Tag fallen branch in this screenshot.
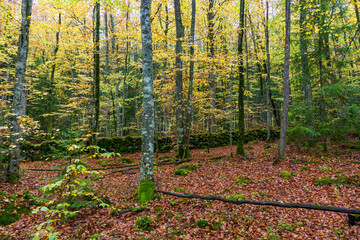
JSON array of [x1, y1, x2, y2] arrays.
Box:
[[157, 190, 360, 215], [112, 207, 146, 215]]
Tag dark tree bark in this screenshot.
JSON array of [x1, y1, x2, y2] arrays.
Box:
[[354, 0, 360, 44], [265, 0, 271, 141], [207, 0, 216, 133], [278, 0, 291, 161], [236, 0, 246, 156], [299, 0, 311, 103], [137, 0, 155, 204], [91, 2, 100, 147], [104, 10, 111, 137], [7, 0, 33, 183], [184, 0, 196, 158], [174, 0, 189, 158]]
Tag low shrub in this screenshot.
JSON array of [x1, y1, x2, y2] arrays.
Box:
[[134, 216, 156, 231]]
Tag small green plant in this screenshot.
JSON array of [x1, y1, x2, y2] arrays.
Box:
[[196, 219, 209, 228], [174, 187, 185, 192], [315, 175, 360, 187], [226, 194, 245, 200], [116, 157, 132, 163], [170, 228, 185, 236], [134, 216, 156, 231], [300, 166, 308, 171], [236, 176, 252, 185], [263, 227, 281, 240], [319, 165, 332, 172], [173, 163, 198, 176], [89, 233, 101, 239], [280, 170, 295, 180], [173, 169, 188, 176], [218, 173, 226, 177], [246, 145, 254, 149], [278, 221, 294, 231]]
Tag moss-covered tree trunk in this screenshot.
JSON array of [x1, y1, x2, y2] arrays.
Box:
[[7, 0, 33, 183], [236, 0, 246, 156], [138, 0, 155, 204]]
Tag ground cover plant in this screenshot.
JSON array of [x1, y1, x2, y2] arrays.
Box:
[[1, 140, 360, 239]]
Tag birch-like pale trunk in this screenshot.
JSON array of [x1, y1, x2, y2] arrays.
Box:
[[138, 0, 155, 204], [7, 0, 33, 182], [278, 0, 291, 161]]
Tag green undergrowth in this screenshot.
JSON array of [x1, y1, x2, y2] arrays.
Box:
[[173, 163, 199, 176], [315, 175, 360, 187], [0, 190, 43, 226]]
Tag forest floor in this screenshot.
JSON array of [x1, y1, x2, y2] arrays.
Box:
[[1, 139, 360, 239]]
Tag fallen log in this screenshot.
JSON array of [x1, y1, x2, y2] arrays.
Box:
[[157, 190, 360, 215]]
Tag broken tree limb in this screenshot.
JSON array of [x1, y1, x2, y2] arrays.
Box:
[[157, 190, 360, 215]]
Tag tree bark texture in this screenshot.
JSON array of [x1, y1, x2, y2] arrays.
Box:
[[174, 0, 188, 158], [91, 2, 100, 146], [236, 0, 246, 156], [278, 0, 291, 160], [265, 0, 271, 141], [7, 0, 33, 182], [139, 0, 155, 182]]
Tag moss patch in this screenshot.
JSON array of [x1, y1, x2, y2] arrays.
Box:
[[136, 178, 155, 204]]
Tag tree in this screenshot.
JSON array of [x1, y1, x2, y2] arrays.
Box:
[[137, 0, 155, 204], [236, 0, 246, 156], [90, 1, 100, 147], [184, 0, 196, 158], [174, 0, 189, 159], [278, 0, 291, 161], [265, 0, 271, 141], [7, 0, 33, 183]]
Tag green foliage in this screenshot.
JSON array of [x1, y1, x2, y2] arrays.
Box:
[[278, 221, 295, 231], [319, 165, 332, 172], [173, 163, 198, 176], [173, 187, 185, 192], [236, 177, 252, 185], [300, 166, 308, 171], [226, 194, 245, 200], [263, 227, 281, 240], [134, 216, 156, 231], [315, 175, 360, 187], [280, 171, 295, 180], [196, 219, 209, 228]]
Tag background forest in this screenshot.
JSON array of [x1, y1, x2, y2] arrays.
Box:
[[1, 0, 359, 145], [1, 0, 360, 239]]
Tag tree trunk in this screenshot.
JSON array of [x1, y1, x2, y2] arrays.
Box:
[[7, 0, 33, 183], [265, 0, 271, 141], [91, 2, 100, 147], [208, 0, 216, 133], [236, 0, 246, 156], [354, 0, 360, 44], [104, 10, 111, 137], [184, 0, 196, 158], [245, 15, 250, 131], [299, 0, 311, 103], [278, 0, 291, 161], [174, 0, 188, 158], [137, 0, 155, 204]]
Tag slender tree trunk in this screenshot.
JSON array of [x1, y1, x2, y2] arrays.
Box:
[[354, 0, 360, 44], [299, 0, 311, 103], [278, 0, 291, 161], [184, 0, 196, 157], [91, 2, 100, 146], [104, 10, 111, 137], [245, 16, 250, 131], [137, 0, 155, 204], [265, 0, 271, 141], [7, 0, 33, 183], [162, 5, 169, 136], [208, 0, 216, 133], [122, 2, 131, 137], [174, 0, 188, 158], [236, 0, 246, 156]]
